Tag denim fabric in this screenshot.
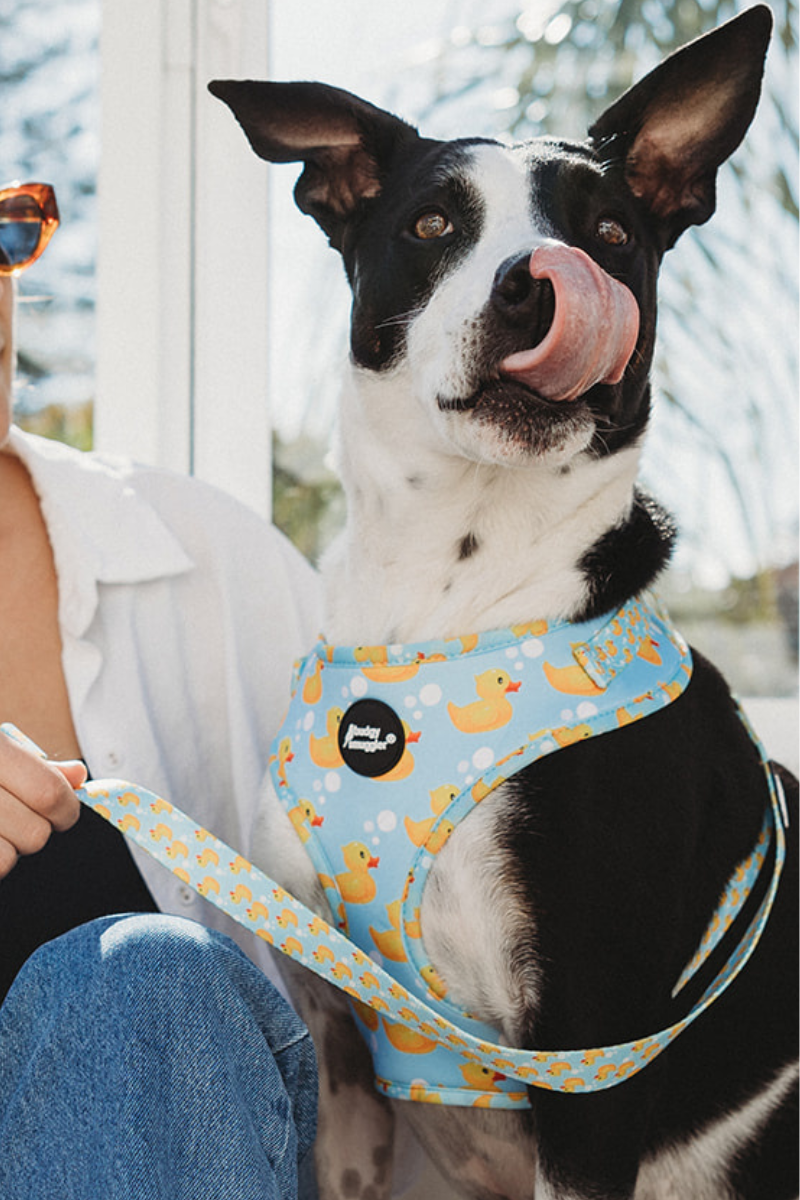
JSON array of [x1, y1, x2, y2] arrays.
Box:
[[0, 914, 318, 1199]]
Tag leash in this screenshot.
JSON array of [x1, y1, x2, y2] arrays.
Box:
[[1, 718, 786, 1097]]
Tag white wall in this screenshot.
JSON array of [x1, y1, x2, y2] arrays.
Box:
[[96, 0, 272, 516]]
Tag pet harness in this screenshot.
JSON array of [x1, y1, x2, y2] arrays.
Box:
[[265, 592, 781, 1107], [3, 594, 785, 1109]]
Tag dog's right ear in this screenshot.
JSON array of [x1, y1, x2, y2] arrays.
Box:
[[208, 81, 418, 250]]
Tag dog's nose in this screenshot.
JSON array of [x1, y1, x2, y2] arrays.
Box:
[[491, 252, 555, 333]]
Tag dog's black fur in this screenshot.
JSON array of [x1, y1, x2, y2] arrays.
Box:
[[211, 9, 798, 1198]]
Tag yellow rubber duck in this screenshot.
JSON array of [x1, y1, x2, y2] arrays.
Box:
[[404, 906, 422, 940], [381, 1018, 437, 1055], [350, 996, 380, 1032], [460, 1062, 506, 1091], [448, 670, 521, 734], [302, 658, 324, 705], [369, 899, 407, 962], [447, 633, 478, 653], [353, 644, 389, 667], [335, 841, 380, 905], [420, 962, 449, 999], [363, 664, 421, 683], [309, 707, 345, 769], [542, 661, 604, 696], [511, 619, 548, 637], [404, 783, 459, 846], [637, 636, 662, 665], [287, 799, 325, 843], [376, 724, 420, 782], [426, 819, 455, 855], [551, 724, 593, 747], [274, 736, 295, 787]]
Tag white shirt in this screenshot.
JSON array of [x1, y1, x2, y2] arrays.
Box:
[[9, 427, 322, 988]]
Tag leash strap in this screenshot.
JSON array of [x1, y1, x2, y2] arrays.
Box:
[[1, 720, 785, 1096]]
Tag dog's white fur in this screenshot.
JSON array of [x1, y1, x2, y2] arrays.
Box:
[[327, 363, 641, 646]]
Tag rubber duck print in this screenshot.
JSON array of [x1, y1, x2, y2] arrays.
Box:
[[511, 619, 548, 637], [448, 633, 478, 654], [309, 707, 345, 769], [460, 1063, 506, 1092], [369, 898, 407, 962], [542, 661, 605, 696], [287, 799, 325, 843], [274, 736, 295, 787], [354, 646, 421, 683], [404, 784, 459, 846], [351, 996, 380, 1032], [551, 723, 593, 747], [420, 962, 449, 999], [637, 636, 662, 665], [448, 670, 521, 734], [354, 644, 389, 667], [302, 657, 324, 705], [376, 723, 421, 782], [431, 819, 457, 854], [334, 841, 380, 905], [381, 1018, 437, 1055]]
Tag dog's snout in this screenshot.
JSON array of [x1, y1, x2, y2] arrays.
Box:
[[491, 253, 555, 335]]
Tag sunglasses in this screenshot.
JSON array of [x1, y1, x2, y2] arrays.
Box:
[[0, 183, 59, 275]]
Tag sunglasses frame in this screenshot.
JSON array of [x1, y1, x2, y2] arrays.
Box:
[[0, 183, 60, 276]]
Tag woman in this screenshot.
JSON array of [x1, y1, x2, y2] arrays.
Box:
[[0, 182, 320, 1198]]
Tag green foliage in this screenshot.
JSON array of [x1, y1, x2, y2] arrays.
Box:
[[16, 399, 93, 451], [272, 432, 344, 565]]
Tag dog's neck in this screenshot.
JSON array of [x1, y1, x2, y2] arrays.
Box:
[[321, 368, 644, 646]]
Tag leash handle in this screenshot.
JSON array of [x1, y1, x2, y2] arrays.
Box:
[[0, 722, 785, 1097]]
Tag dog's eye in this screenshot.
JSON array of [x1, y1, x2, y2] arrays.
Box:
[[412, 211, 454, 240], [596, 217, 630, 246]]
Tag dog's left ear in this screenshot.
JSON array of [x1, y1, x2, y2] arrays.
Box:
[[589, 5, 772, 248], [208, 80, 417, 250]]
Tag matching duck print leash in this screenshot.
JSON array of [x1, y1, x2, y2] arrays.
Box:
[[2, 702, 786, 1098]]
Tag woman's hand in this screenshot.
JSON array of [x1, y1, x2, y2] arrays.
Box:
[[0, 732, 85, 879]]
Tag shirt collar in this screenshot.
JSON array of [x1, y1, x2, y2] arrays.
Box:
[[9, 426, 194, 637]]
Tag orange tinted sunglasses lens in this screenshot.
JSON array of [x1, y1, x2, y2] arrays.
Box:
[[0, 184, 59, 275]]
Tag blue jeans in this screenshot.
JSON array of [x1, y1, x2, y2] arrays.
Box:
[[0, 914, 318, 1199]]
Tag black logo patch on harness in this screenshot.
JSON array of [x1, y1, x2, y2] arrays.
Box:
[[339, 699, 406, 778]]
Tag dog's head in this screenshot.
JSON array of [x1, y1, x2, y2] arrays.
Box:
[[210, 7, 770, 470]]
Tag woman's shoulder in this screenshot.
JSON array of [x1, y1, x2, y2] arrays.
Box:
[[11, 426, 319, 612]]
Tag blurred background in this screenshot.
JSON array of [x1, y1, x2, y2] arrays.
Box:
[[3, 0, 798, 706]]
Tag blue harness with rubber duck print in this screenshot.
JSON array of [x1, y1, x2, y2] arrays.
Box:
[[271, 592, 703, 1108]]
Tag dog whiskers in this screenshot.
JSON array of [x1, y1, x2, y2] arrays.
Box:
[[374, 307, 424, 332]]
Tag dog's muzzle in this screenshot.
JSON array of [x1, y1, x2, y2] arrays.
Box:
[[497, 243, 640, 402]]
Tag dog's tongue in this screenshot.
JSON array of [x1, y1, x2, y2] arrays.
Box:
[[500, 244, 639, 402]]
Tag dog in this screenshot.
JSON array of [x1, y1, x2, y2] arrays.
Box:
[[210, 8, 798, 1198]]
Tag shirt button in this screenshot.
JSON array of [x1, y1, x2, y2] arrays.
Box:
[[102, 749, 123, 772]]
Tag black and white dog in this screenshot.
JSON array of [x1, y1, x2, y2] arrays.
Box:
[[210, 9, 797, 1198]]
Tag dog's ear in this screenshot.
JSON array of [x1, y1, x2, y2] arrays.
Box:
[[208, 80, 418, 250], [588, 5, 772, 248]]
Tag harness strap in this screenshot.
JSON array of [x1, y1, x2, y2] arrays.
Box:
[[1, 719, 785, 1096]]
